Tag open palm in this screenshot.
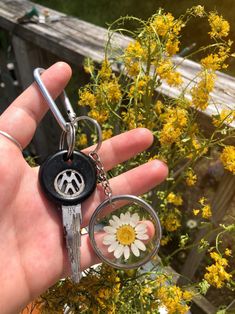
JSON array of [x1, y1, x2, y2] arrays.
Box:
[[0, 62, 168, 314]]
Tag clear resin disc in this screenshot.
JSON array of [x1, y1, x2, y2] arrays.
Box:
[[89, 195, 162, 269]]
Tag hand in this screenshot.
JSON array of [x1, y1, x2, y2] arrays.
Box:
[[0, 62, 168, 314]]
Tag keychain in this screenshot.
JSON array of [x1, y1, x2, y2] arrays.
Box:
[[34, 67, 162, 282]]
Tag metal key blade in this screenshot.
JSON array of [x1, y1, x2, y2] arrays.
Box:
[[62, 204, 82, 283]]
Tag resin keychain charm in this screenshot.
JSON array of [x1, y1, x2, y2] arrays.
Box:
[[89, 195, 162, 269]]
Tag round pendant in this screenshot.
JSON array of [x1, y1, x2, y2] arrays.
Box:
[[89, 195, 162, 269]]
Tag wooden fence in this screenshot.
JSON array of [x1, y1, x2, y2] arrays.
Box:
[[0, 1, 235, 313]]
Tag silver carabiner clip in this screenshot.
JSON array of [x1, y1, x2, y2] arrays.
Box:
[[33, 67, 76, 132]]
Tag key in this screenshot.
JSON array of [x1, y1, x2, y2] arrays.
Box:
[[39, 149, 97, 282]]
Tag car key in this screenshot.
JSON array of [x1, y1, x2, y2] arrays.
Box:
[[39, 149, 97, 282], [34, 67, 101, 283]]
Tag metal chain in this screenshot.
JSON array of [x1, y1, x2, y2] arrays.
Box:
[[89, 151, 113, 200]]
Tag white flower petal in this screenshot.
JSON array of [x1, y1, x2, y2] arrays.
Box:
[[131, 213, 140, 225], [124, 211, 131, 220], [136, 233, 149, 240], [131, 243, 140, 257], [103, 226, 116, 234], [108, 241, 119, 253], [112, 215, 120, 223], [120, 213, 125, 224], [123, 246, 130, 260], [103, 234, 116, 245], [109, 219, 120, 228], [114, 244, 124, 259], [135, 223, 147, 233], [134, 239, 146, 251]]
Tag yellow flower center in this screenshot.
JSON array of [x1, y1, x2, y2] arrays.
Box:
[[116, 225, 136, 245]]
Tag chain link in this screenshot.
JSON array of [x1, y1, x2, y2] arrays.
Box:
[[89, 151, 113, 200]]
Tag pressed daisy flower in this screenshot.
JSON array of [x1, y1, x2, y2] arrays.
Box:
[[102, 212, 149, 260]]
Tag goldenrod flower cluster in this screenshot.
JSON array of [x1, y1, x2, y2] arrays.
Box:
[[212, 109, 235, 127], [220, 145, 235, 174], [193, 197, 212, 219], [155, 285, 193, 314], [167, 192, 183, 206], [204, 252, 232, 288], [32, 7, 235, 314], [208, 12, 230, 39], [191, 71, 215, 110]]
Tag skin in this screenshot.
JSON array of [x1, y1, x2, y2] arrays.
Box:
[[0, 62, 168, 314]]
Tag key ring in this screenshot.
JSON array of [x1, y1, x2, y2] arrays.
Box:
[[72, 116, 102, 154], [59, 116, 102, 159], [59, 123, 76, 159], [89, 194, 162, 269], [34, 67, 76, 132]]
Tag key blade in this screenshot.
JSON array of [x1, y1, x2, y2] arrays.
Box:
[[62, 204, 82, 283]]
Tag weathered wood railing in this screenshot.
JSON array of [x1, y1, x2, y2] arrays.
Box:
[[0, 1, 235, 313]]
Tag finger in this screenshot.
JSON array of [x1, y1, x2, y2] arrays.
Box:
[[32, 128, 154, 174], [82, 159, 168, 225], [0, 62, 72, 149], [83, 128, 154, 171]]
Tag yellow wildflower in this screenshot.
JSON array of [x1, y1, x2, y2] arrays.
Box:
[[76, 133, 88, 147], [157, 59, 183, 86], [156, 285, 190, 314], [191, 71, 215, 110], [201, 46, 230, 71], [167, 192, 183, 206], [220, 145, 235, 174], [163, 107, 188, 127], [202, 204, 212, 219], [199, 197, 206, 205], [166, 36, 180, 56], [192, 5, 205, 17], [79, 90, 96, 108], [162, 212, 181, 232], [225, 248, 232, 256], [182, 290, 194, 301], [102, 129, 113, 140], [193, 209, 200, 216], [159, 123, 182, 146], [208, 12, 230, 39], [98, 59, 112, 81], [122, 108, 144, 129], [151, 13, 175, 37], [99, 80, 122, 104], [129, 76, 150, 98], [89, 109, 109, 124], [165, 70, 183, 86], [204, 251, 232, 288], [98, 287, 112, 300], [160, 236, 171, 246], [185, 169, 197, 186], [125, 58, 140, 77], [154, 100, 164, 115], [125, 40, 144, 58], [212, 109, 234, 127], [83, 57, 94, 75]]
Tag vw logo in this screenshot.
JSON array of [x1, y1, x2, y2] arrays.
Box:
[[54, 169, 85, 198]]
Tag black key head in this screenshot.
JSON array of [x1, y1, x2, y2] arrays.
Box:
[[39, 150, 97, 205]]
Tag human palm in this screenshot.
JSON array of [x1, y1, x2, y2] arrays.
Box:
[[0, 62, 168, 314]]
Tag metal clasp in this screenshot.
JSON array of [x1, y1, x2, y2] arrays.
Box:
[[33, 67, 76, 132]]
